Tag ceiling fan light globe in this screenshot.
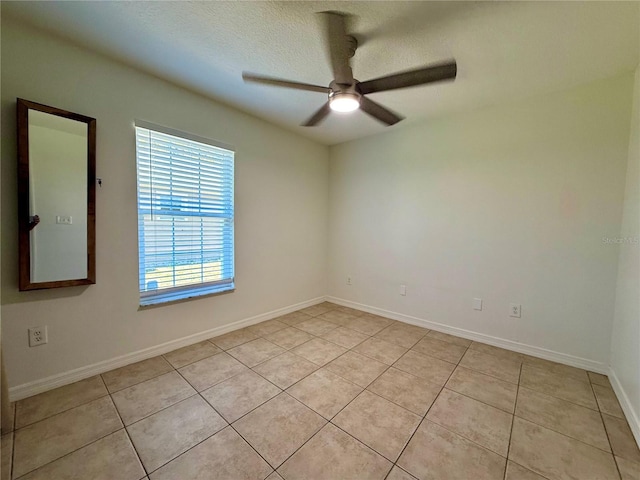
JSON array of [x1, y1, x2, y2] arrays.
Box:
[[329, 93, 360, 113]]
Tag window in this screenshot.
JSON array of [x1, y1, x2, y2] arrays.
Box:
[[135, 122, 234, 306]]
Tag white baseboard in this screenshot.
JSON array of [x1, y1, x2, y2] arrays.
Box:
[[608, 368, 640, 447], [326, 296, 609, 374], [9, 296, 325, 402]]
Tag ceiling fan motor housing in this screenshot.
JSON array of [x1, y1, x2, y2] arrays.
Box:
[[328, 80, 361, 112], [345, 35, 358, 59], [329, 80, 359, 95]]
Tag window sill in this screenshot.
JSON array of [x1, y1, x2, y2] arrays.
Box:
[[138, 283, 235, 308]]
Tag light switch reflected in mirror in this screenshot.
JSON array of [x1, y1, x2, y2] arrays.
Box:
[[17, 99, 96, 290]]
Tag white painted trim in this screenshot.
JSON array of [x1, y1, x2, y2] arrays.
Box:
[[609, 367, 640, 447], [9, 296, 325, 401], [326, 296, 609, 374]]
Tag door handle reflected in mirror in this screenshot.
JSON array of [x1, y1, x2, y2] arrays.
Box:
[[28, 215, 40, 231]]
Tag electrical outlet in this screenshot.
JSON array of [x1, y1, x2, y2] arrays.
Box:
[[400, 284, 407, 296], [346, 277, 352, 285], [29, 326, 48, 347], [510, 304, 521, 318]]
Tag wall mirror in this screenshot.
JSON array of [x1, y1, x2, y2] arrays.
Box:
[[17, 98, 96, 290]]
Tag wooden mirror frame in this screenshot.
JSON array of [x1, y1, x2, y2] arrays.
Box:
[[17, 98, 96, 290]]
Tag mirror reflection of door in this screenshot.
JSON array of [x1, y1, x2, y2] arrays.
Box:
[[28, 110, 88, 283]]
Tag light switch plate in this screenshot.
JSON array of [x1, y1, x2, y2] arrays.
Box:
[[473, 298, 483, 310]]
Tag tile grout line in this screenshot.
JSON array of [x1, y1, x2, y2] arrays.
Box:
[[423, 414, 511, 459], [506, 459, 554, 480], [386, 341, 472, 479], [362, 371, 443, 418], [102, 356, 175, 395], [225, 339, 287, 368], [457, 363, 520, 386], [10, 413, 16, 480], [523, 360, 595, 380], [3, 403, 16, 480], [588, 376, 624, 480], [382, 464, 402, 480], [436, 385, 515, 416], [458, 347, 521, 385], [263, 326, 318, 350], [122, 391, 203, 428], [515, 380, 603, 413], [503, 362, 523, 480], [249, 354, 325, 390], [210, 330, 252, 345], [99, 373, 150, 479], [13, 392, 112, 431], [13, 424, 130, 478], [446, 364, 517, 406], [160, 338, 224, 369]]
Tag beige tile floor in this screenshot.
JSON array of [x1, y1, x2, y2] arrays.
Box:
[[2, 302, 639, 479]]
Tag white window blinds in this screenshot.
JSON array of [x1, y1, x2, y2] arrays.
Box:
[[135, 123, 234, 306]]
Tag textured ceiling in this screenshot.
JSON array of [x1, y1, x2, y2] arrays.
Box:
[[4, 1, 639, 145]]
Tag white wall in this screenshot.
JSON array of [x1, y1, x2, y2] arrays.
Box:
[[1, 19, 329, 389], [610, 66, 640, 441], [328, 74, 634, 367]]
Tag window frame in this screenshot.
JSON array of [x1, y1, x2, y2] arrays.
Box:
[[134, 120, 235, 307]]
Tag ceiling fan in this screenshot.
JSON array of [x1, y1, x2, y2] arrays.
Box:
[[242, 11, 457, 127]]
